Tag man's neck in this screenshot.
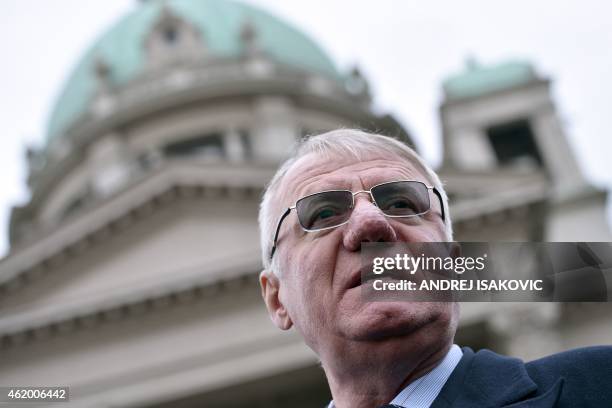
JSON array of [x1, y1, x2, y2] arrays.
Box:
[[322, 340, 452, 408]]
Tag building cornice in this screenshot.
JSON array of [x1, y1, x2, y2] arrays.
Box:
[[1, 161, 272, 292], [450, 179, 549, 224], [0, 254, 261, 348]]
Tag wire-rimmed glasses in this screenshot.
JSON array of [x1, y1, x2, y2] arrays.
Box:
[[269, 180, 445, 259]]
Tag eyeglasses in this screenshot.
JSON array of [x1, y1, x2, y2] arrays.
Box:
[[270, 180, 445, 259]]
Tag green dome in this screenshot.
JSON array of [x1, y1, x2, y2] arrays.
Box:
[[443, 59, 537, 101], [46, 0, 340, 144]]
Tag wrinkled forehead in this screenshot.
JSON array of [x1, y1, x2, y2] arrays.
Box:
[[276, 150, 432, 207]]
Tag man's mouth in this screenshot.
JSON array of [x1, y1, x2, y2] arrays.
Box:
[[347, 271, 374, 289], [346, 269, 407, 289]]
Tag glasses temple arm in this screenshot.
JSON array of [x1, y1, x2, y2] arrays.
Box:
[[270, 207, 292, 260], [431, 188, 446, 221]]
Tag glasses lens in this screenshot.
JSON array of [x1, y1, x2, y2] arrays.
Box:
[[371, 181, 430, 217], [296, 191, 353, 230]]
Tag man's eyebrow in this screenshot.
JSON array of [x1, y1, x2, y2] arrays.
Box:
[[297, 180, 352, 198], [295, 171, 423, 200]]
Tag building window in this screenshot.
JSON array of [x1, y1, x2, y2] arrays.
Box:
[[240, 130, 253, 160], [486, 119, 542, 167], [163, 26, 179, 45], [163, 133, 225, 159]]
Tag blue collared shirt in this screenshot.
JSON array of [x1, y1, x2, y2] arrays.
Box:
[[327, 344, 463, 408]]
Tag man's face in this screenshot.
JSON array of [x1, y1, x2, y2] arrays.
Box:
[[262, 152, 458, 357]]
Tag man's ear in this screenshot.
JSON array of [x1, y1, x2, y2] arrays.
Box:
[[259, 270, 293, 330]]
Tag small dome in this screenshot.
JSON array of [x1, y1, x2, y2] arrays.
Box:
[[443, 59, 537, 101], [46, 0, 340, 144]]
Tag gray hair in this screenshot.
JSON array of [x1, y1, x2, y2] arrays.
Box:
[[258, 129, 453, 274]]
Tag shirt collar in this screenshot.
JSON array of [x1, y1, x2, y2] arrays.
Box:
[[327, 344, 463, 408]]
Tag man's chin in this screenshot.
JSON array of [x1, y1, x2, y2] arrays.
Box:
[[338, 301, 440, 342]]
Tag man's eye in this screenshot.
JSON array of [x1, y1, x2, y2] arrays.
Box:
[[387, 199, 416, 211], [315, 208, 337, 220], [382, 197, 422, 216]]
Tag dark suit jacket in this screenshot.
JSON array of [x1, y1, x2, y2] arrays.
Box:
[[430, 346, 612, 407]]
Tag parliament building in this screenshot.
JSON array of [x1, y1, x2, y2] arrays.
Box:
[[1, 0, 610, 406]]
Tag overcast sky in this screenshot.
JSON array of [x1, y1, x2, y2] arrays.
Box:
[[1, 0, 611, 256]]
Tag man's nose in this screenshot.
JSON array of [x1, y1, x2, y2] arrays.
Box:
[[342, 195, 397, 251]]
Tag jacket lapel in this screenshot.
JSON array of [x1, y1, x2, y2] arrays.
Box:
[[431, 347, 564, 408]]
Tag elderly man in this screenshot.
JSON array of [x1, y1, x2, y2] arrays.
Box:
[[258, 129, 611, 408]]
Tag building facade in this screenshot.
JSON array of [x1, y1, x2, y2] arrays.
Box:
[[0, 1, 610, 407]]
